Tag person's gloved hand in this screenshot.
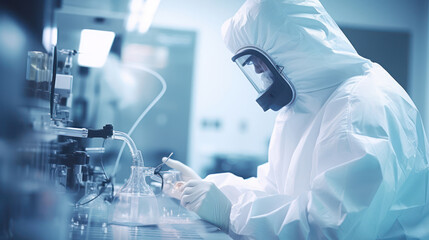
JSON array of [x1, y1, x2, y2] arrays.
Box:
[[162, 157, 201, 181], [163, 158, 231, 232], [181, 180, 231, 231]]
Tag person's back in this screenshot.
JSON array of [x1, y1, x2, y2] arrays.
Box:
[[300, 62, 429, 238]]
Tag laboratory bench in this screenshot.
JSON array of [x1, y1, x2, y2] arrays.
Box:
[[69, 195, 232, 240]]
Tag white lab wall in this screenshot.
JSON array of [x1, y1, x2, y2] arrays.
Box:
[[152, 0, 429, 175]]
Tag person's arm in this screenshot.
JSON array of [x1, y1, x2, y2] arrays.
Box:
[[164, 130, 389, 238], [163, 159, 279, 232], [204, 162, 279, 205], [227, 130, 388, 239]]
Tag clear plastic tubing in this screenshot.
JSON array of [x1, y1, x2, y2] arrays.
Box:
[[112, 65, 167, 178], [112, 131, 143, 166]]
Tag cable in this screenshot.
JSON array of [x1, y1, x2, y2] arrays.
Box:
[[100, 139, 114, 202], [75, 139, 114, 206], [75, 189, 103, 206], [153, 152, 173, 191], [111, 64, 167, 180], [100, 139, 108, 180], [155, 172, 164, 191]]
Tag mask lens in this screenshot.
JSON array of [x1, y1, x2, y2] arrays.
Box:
[[234, 54, 274, 93]]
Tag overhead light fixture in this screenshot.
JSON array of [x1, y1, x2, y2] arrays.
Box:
[[78, 29, 115, 68], [43, 27, 57, 52], [126, 0, 161, 33]]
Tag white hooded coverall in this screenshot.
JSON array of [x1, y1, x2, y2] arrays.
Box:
[[205, 0, 429, 239]]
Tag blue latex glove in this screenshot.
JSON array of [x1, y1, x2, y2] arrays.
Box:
[[163, 158, 231, 231]]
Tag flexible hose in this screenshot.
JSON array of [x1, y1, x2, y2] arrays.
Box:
[[111, 64, 167, 180]]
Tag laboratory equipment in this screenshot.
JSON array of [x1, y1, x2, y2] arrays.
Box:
[[2, 1, 172, 238], [110, 164, 160, 226], [111, 130, 161, 226], [157, 170, 183, 199], [153, 152, 173, 190], [112, 64, 167, 178], [52, 49, 77, 122], [52, 124, 160, 226], [73, 181, 112, 226], [49, 124, 113, 194], [108, 132, 159, 226], [26, 51, 52, 100], [145, 167, 183, 197], [51, 142, 89, 193]]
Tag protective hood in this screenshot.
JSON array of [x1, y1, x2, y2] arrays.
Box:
[[222, 0, 371, 95]]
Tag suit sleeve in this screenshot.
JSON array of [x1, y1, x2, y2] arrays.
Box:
[[205, 162, 279, 206], [224, 129, 391, 239]]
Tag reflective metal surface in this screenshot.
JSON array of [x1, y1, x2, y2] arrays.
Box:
[[69, 196, 232, 240]]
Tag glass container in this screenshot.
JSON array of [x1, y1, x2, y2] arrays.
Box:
[[110, 161, 159, 226], [73, 181, 111, 226]]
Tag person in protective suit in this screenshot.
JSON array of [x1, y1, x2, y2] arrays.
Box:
[[163, 0, 429, 239]]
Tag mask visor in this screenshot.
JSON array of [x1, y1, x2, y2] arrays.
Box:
[[233, 54, 274, 94]]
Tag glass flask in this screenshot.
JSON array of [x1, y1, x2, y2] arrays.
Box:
[[110, 158, 159, 226], [73, 181, 111, 226]]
